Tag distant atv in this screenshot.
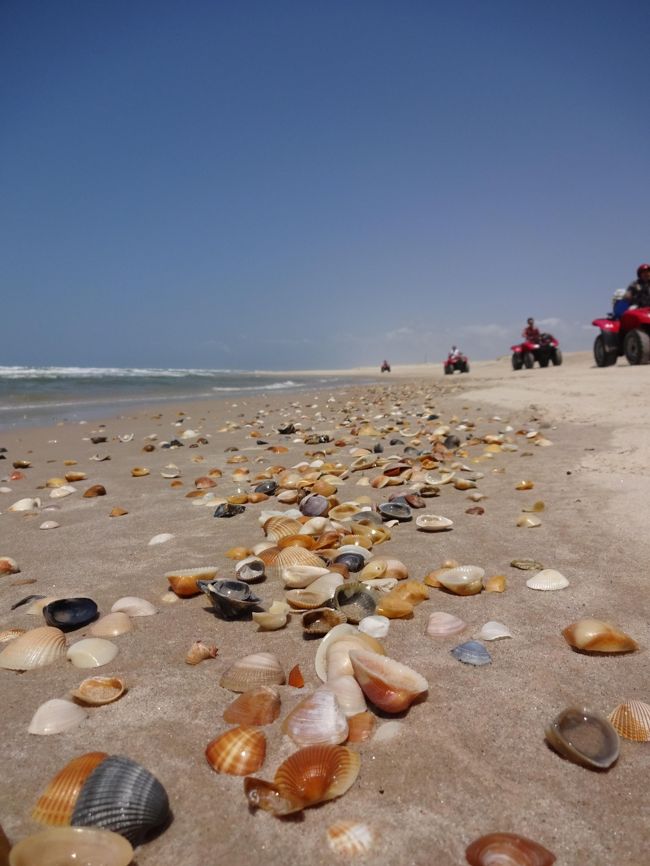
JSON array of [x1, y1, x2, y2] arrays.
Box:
[[593, 307, 650, 366], [511, 333, 562, 370], [444, 353, 470, 374]]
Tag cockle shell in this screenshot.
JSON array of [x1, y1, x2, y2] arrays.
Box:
[[32, 752, 109, 826], [349, 649, 427, 713], [88, 613, 132, 638], [437, 565, 485, 596], [0, 628, 26, 643], [302, 608, 347, 635], [205, 726, 266, 775], [7, 827, 134, 866], [220, 653, 286, 692], [244, 744, 361, 816], [111, 597, 156, 617], [263, 516, 304, 541], [327, 821, 374, 856], [166, 566, 219, 597], [282, 688, 349, 745], [526, 569, 569, 591], [358, 615, 390, 639], [426, 612, 467, 637], [326, 676, 367, 717], [223, 686, 281, 726], [0, 626, 67, 671], [185, 640, 218, 665], [28, 699, 88, 735], [545, 707, 619, 770], [562, 619, 638, 653], [67, 639, 118, 669], [466, 833, 556, 866], [451, 640, 491, 666], [607, 700, 650, 742], [71, 677, 127, 706], [476, 621, 512, 641]]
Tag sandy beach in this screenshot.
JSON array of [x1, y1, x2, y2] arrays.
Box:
[[1, 352, 648, 866]]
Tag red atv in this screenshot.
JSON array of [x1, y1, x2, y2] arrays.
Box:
[[444, 352, 469, 374], [511, 333, 562, 370], [592, 307, 650, 366]]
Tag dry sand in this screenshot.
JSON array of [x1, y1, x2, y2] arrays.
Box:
[[1, 352, 648, 865]]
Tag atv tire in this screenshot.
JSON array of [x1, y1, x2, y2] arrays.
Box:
[[551, 349, 562, 366], [523, 352, 535, 369], [624, 329, 650, 365], [539, 358, 549, 368], [512, 354, 523, 371], [462, 362, 469, 373], [594, 335, 617, 367], [444, 366, 452, 375]]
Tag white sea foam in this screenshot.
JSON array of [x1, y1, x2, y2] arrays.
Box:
[[0, 366, 237, 379]]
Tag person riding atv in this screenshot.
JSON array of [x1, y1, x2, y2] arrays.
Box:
[[380, 360, 391, 373], [624, 264, 650, 308]]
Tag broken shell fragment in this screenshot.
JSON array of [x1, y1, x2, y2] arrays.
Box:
[[7, 827, 134, 866], [0, 626, 67, 671], [466, 833, 556, 866], [302, 608, 346, 636], [71, 677, 127, 706], [483, 574, 506, 593], [67, 639, 118, 669], [28, 699, 88, 735], [510, 559, 544, 571], [607, 700, 650, 742], [220, 653, 286, 692], [349, 649, 427, 713], [205, 726, 266, 775], [223, 686, 281, 726], [185, 640, 218, 665], [545, 707, 619, 770], [562, 619, 638, 653], [252, 601, 290, 631]]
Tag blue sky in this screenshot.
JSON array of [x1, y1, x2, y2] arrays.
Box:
[[2, 1, 648, 369]]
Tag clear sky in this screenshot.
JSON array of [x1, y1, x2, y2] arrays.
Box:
[[2, 1, 648, 369]]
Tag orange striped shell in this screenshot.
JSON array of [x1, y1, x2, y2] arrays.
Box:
[[32, 752, 108, 825], [205, 726, 266, 776]]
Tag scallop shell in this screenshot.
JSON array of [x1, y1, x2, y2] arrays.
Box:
[[67, 638, 118, 669], [451, 640, 491, 666], [562, 619, 638, 653], [358, 615, 390, 639], [111, 597, 156, 617], [7, 827, 134, 866], [545, 707, 619, 770], [327, 821, 374, 856], [476, 621, 512, 641], [526, 569, 569, 591], [466, 833, 556, 866], [437, 565, 485, 596], [415, 514, 453, 532], [220, 652, 286, 692], [88, 613, 132, 638], [166, 567, 219, 597], [0, 626, 67, 671], [282, 688, 349, 745], [205, 726, 266, 775], [426, 612, 467, 637], [607, 700, 650, 742], [223, 686, 281, 726], [33, 752, 109, 825], [349, 649, 427, 713], [71, 677, 127, 706], [70, 755, 170, 844], [28, 699, 88, 735]]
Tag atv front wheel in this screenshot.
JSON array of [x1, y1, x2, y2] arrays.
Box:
[[539, 358, 549, 368], [551, 349, 562, 366], [624, 329, 650, 365], [462, 362, 469, 373], [523, 352, 534, 369], [444, 366, 452, 375], [594, 335, 617, 367], [512, 354, 523, 371]]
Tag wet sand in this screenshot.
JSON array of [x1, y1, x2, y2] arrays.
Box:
[[1, 353, 648, 865]]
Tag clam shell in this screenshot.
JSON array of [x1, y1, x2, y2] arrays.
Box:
[[198, 579, 261, 619], [111, 597, 156, 617], [358, 615, 390, 639], [8, 827, 134, 866], [607, 700, 650, 742], [466, 833, 556, 866], [205, 726, 266, 775], [333, 551, 368, 573], [252, 603, 290, 631], [166, 567, 219, 597], [302, 608, 347, 636], [307, 572, 344, 597], [359, 558, 408, 581], [9, 497, 41, 512], [438, 565, 485, 596], [88, 613, 132, 638], [326, 676, 367, 717], [562, 618, 638, 653], [220, 652, 286, 692], [223, 686, 281, 726], [67, 639, 118, 669], [0, 626, 67, 671], [33, 752, 109, 826], [392, 580, 429, 605], [282, 688, 349, 745], [476, 621, 512, 641], [526, 569, 569, 591], [378, 502, 411, 522], [43, 598, 99, 632], [285, 588, 332, 610], [426, 612, 467, 637], [71, 755, 171, 844], [40, 520, 60, 530], [451, 640, 491, 666], [50, 485, 77, 499], [315, 625, 384, 682], [28, 699, 88, 735], [326, 821, 374, 857], [375, 593, 414, 619], [545, 707, 619, 770], [349, 649, 427, 713], [234, 557, 266, 583], [71, 677, 127, 706], [517, 514, 542, 528], [415, 514, 453, 532], [332, 583, 377, 625]]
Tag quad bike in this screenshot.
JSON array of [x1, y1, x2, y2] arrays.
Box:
[[444, 353, 470, 374], [380, 361, 391, 373], [592, 306, 650, 366], [511, 333, 562, 370]]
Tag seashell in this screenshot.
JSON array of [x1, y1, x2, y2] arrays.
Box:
[[244, 744, 360, 816], [391, 580, 429, 605], [307, 572, 344, 597], [285, 588, 332, 610], [264, 516, 304, 541], [44, 477, 66, 488], [522, 500, 545, 513], [315, 624, 382, 682], [88, 612, 132, 638], [83, 485, 106, 498], [185, 640, 218, 665], [0, 626, 67, 671], [332, 583, 377, 625], [466, 833, 556, 866], [148, 532, 173, 545], [299, 493, 330, 517], [0, 627, 26, 643], [273, 546, 327, 578], [424, 471, 455, 486], [438, 565, 485, 596], [477, 621, 512, 641], [109, 507, 128, 517], [8, 827, 134, 866], [70, 754, 170, 844], [252, 601, 290, 631], [226, 546, 251, 560], [515, 480, 534, 490], [415, 513, 453, 532], [516, 515, 542, 528], [26, 596, 59, 615], [194, 475, 217, 489], [160, 464, 181, 478], [33, 752, 110, 826], [483, 574, 507, 593], [346, 710, 375, 743], [359, 557, 408, 581], [526, 569, 569, 591], [9, 497, 41, 512], [166, 566, 219, 597], [282, 688, 349, 745], [302, 608, 347, 636], [288, 664, 304, 687], [453, 478, 476, 490], [198, 579, 261, 619], [378, 502, 411, 522], [326, 676, 367, 717], [451, 640, 491, 666], [375, 593, 413, 619], [349, 649, 427, 713], [130, 467, 149, 477], [372, 720, 405, 743], [327, 821, 374, 857], [224, 686, 281, 726], [562, 618, 638, 653], [361, 577, 398, 594], [220, 652, 286, 692], [426, 612, 467, 637], [67, 638, 118, 669], [71, 676, 127, 706], [545, 707, 619, 770], [0, 555, 20, 574], [111, 597, 156, 617], [607, 700, 650, 742], [510, 559, 544, 571], [49, 485, 77, 499], [234, 557, 266, 583], [28, 699, 87, 735], [43, 598, 99, 632], [205, 726, 266, 775], [40, 520, 60, 530], [358, 615, 390, 639]]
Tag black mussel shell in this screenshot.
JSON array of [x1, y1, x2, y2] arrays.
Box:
[[197, 579, 261, 620], [213, 503, 246, 518], [427, 413, 439, 420], [11, 594, 45, 611], [333, 552, 366, 573], [255, 480, 278, 495], [278, 423, 296, 435], [299, 494, 329, 517], [373, 442, 384, 453], [256, 439, 269, 445], [43, 597, 99, 631], [389, 438, 404, 446], [169, 438, 184, 447], [378, 501, 412, 522]]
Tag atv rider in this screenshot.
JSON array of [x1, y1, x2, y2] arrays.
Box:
[[624, 264, 650, 308], [449, 345, 461, 359], [522, 318, 541, 341]]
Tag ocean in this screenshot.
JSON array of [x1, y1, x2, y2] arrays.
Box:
[[0, 366, 363, 431]]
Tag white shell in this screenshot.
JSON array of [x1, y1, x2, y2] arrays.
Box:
[[516, 514, 542, 528], [280, 565, 330, 588], [372, 720, 405, 743], [307, 572, 345, 597], [437, 565, 485, 595], [49, 485, 77, 498], [282, 687, 348, 745], [161, 464, 181, 478], [426, 611, 467, 637], [358, 615, 390, 639], [0, 626, 67, 670], [67, 638, 118, 668], [315, 624, 359, 682], [148, 533, 174, 546], [327, 821, 374, 856], [476, 621, 512, 641], [326, 675, 367, 717], [9, 497, 41, 512], [28, 698, 87, 735], [89, 612, 133, 637], [415, 514, 453, 532], [111, 596, 156, 616], [26, 597, 60, 615], [526, 568, 570, 591], [361, 577, 398, 593], [39, 520, 60, 530]]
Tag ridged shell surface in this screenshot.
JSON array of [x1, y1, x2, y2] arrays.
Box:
[[28, 699, 87, 735], [526, 569, 569, 591], [7, 827, 134, 866], [220, 652, 285, 692], [0, 626, 67, 671], [327, 821, 374, 856], [205, 726, 266, 775], [607, 700, 650, 742], [426, 611, 467, 637], [274, 744, 360, 810], [33, 752, 109, 825], [282, 688, 349, 745], [71, 755, 171, 845], [223, 686, 281, 726], [466, 832, 556, 865]]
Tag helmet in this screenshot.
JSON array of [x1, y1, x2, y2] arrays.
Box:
[[638, 264, 650, 277], [527, 317, 534, 325]]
